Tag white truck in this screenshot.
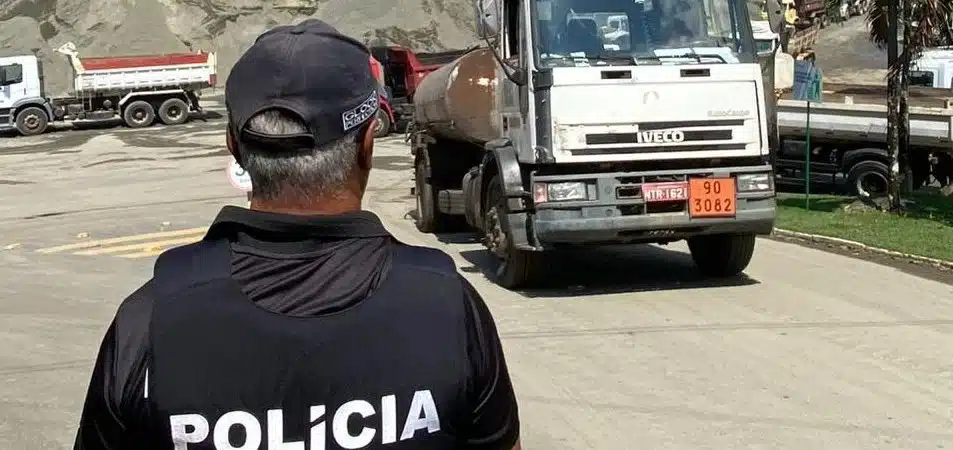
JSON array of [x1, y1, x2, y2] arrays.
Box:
[[0, 42, 217, 137], [910, 47, 953, 89], [409, 0, 786, 288], [773, 82, 953, 194]]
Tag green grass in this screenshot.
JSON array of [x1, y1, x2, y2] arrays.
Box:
[[775, 192, 953, 261]]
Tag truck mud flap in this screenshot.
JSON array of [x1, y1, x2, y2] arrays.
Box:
[[484, 139, 539, 251], [186, 91, 206, 121]]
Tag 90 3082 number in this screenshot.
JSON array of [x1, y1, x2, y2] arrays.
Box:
[[688, 178, 736, 218]]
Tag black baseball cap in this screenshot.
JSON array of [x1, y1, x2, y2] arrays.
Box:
[[225, 19, 380, 150]]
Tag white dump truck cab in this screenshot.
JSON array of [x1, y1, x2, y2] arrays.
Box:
[[910, 48, 953, 89], [0, 55, 53, 135]]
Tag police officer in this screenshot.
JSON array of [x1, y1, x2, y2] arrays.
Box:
[[73, 19, 521, 450]]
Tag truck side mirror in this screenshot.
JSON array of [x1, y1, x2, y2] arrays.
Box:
[[0, 69, 6, 86], [475, 0, 501, 39], [764, 1, 787, 34]]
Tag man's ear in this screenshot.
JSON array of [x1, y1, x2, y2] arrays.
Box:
[[357, 120, 375, 171]]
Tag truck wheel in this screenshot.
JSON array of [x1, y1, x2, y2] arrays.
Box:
[[414, 157, 448, 233], [158, 98, 189, 126], [847, 160, 888, 198], [373, 109, 391, 138], [15, 107, 49, 136], [123, 101, 156, 128], [484, 175, 543, 289], [687, 233, 757, 278]]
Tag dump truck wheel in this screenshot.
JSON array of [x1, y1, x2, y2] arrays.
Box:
[[15, 107, 49, 136], [123, 101, 155, 128], [846, 160, 888, 198], [483, 175, 543, 289], [373, 109, 391, 138], [687, 233, 756, 277], [158, 98, 189, 126]]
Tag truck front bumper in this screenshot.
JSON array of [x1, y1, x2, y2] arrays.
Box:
[[522, 165, 776, 246]]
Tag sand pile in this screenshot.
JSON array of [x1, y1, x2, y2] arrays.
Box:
[[0, 0, 479, 95]]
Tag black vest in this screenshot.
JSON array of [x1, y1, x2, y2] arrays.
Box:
[[144, 239, 470, 449]]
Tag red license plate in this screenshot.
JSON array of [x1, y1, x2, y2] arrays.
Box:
[[642, 182, 689, 202]]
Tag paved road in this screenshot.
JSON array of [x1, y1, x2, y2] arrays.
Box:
[[813, 14, 887, 85], [1, 111, 953, 449]]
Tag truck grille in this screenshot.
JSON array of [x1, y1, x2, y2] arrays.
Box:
[[573, 119, 748, 156]]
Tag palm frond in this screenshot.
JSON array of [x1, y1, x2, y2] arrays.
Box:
[[866, 0, 953, 75]]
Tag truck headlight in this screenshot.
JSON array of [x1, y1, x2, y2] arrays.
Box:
[[534, 181, 589, 203], [736, 173, 773, 192]]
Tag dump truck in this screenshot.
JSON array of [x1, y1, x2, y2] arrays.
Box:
[[750, 0, 833, 62], [0, 42, 216, 136], [369, 46, 471, 131], [369, 55, 397, 138], [774, 82, 953, 194], [409, 0, 787, 288]]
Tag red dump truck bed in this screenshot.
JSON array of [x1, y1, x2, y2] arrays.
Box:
[[796, 0, 826, 15], [79, 52, 213, 71]]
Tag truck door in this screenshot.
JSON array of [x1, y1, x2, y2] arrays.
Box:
[[0, 62, 22, 111], [500, 0, 530, 149]]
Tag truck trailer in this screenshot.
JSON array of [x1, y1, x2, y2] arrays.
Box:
[[0, 42, 216, 137], [410, 0, 786, 288]]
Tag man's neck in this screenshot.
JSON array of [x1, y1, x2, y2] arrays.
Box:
[[249, 194, 362, 216]]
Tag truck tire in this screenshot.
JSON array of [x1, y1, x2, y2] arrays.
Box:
[[484, 175, 543, 289], [373, 109, 391, 138], [687, 233, 756, 277], [158, 98, 190, 126], [123, 101, 156, 128], [15, 107, 49, 136], [846, 160, 888, 198], [414, 157, 450, 233]]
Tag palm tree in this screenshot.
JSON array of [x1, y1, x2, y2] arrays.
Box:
[[865, 0, 953, 210]]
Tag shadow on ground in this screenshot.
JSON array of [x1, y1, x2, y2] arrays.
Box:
[[434, 231, 759, 297], [0, 111, 224, 140]]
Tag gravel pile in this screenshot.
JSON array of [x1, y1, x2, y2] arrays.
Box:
[[0, 0, 479, 95]]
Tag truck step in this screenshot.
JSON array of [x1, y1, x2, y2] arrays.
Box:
[[436, 189, 465, 215]]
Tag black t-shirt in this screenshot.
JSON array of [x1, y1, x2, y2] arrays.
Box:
[[73, 206, 519, 450]]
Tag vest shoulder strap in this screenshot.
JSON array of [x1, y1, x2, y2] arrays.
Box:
[[152, 239, 232, 296], [391, 243, 457, 275]]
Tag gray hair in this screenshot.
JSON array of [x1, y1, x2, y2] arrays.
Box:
[[239, 109, 359, 201]]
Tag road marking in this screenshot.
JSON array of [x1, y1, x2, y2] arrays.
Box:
[[36, 227, 208, 258]]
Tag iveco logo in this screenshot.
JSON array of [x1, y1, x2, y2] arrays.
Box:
[[637, 130, 685, 143], [642, 91, 660, 105]]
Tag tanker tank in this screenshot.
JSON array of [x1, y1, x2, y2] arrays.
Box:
[[412, 48, 501, 146]]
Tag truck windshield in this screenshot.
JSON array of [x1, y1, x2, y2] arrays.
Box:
[[534, 0, 753, 67]]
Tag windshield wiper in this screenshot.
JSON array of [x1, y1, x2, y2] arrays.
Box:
[[583, 54, 636, 65], [631, 53, 662, 65]]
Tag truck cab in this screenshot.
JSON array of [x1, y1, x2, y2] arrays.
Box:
[[0, 55, 50, 135], [910, 48, 953, 89]]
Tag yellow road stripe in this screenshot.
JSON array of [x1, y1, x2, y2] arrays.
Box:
[[36, 227, 208, 254], [74, 236, 204, 255], [115, 246, 185, 259]]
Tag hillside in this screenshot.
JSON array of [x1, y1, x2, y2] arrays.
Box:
[[0, 1, 886, 95], [0, 0, 479, 95]]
